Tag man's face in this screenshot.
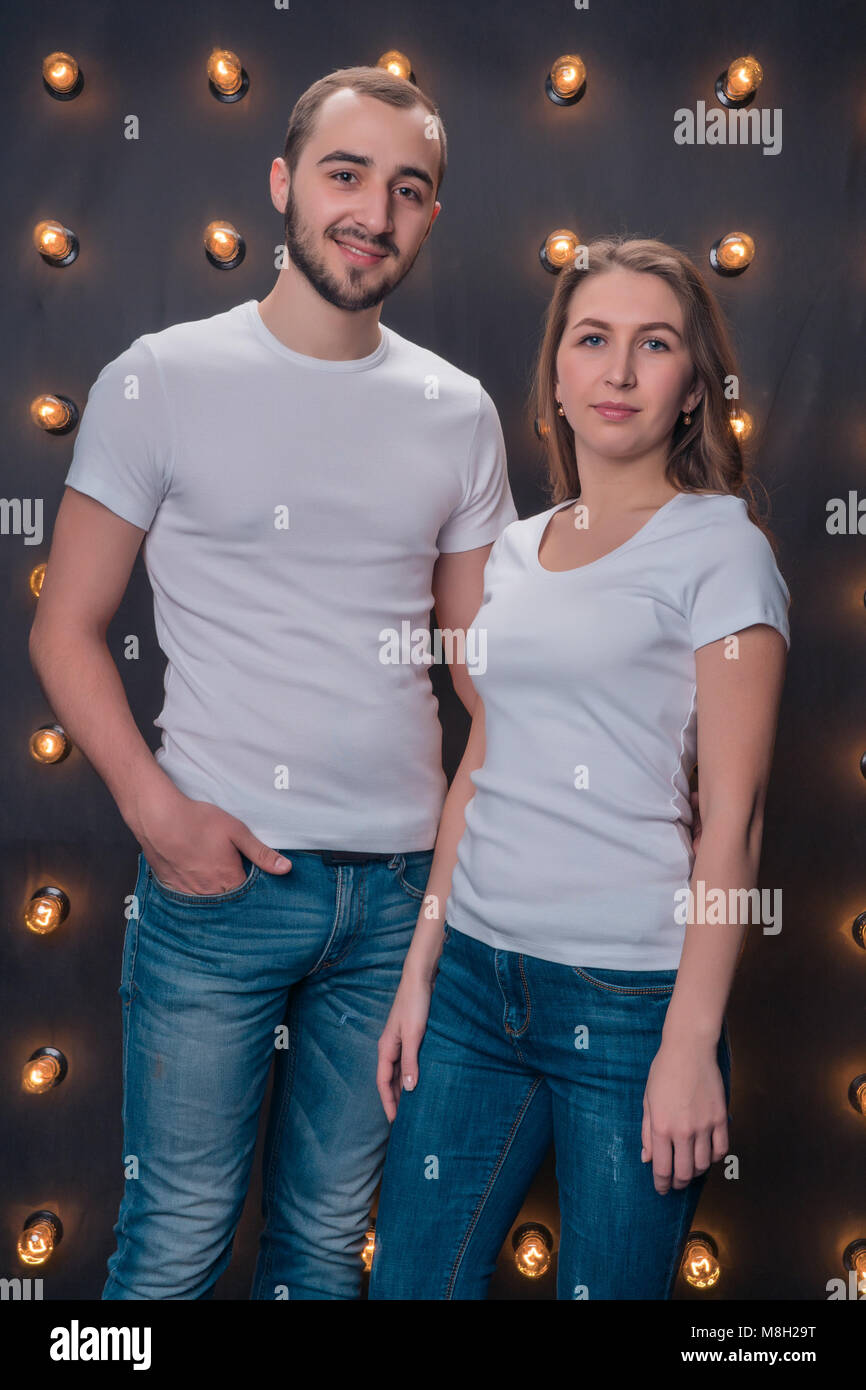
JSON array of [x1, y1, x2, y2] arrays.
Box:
[[281, 88, 441, 311]]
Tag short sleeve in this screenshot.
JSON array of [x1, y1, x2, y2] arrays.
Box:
[[63, 336, 172, 531], [684, 504, 791, 652], [435, 386, 518, 553]]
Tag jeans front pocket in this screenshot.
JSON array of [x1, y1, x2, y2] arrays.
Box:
[[571, 965, 678, 996], [392, 850, 435, 903], [144, 852, 261, 905]]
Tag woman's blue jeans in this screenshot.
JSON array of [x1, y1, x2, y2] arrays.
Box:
[[104, 846, 434, 1300], [369, 923, 732, 1300]]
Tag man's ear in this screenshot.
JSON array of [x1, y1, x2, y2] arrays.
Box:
[[421, 200, 442, 245]]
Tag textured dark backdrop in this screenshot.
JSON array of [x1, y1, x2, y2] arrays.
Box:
[[4, 0, 865, 1301]]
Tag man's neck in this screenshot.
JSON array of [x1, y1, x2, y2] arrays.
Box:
[[256, 264, 383, 362]]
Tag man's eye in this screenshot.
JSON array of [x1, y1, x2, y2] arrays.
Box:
[[332, 171, 356, 183], [397, 186, 421, 201]]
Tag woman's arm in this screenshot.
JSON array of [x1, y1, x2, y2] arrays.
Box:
[[376, 696, 485, 1118], [401, 693, 486, 986], [643, 622, 788, 1194]]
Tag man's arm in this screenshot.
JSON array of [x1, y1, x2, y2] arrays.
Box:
[[430, 542, 493, 715], [29, 487, 168, 823], [29, 486, 290, 891]]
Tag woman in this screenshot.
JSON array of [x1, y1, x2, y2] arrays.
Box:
[[367, 236, 791, 1300]]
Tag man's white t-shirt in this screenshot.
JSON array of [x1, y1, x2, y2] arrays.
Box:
[[64, 299, 518, 851], [445, 491, 792, 969]]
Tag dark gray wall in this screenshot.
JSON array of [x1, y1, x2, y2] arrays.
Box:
[[4, 0, 864, 1300]]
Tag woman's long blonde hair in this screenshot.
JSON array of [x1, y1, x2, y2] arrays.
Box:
[[529, 235, 778, 548]]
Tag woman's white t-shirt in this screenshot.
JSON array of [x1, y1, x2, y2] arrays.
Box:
[[445, 490, 791, 969]]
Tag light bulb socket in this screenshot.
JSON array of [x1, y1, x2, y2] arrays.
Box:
[[43, 69, 84, 101], [26, 1046, 68, 1086], [39, 398, 79, 435], [847, 1074, 866, 1113], [38, 230, 79, 268], [714, 72, 757, 110], [709, 238, 750, 277], [685, 1228, 718, 1257], [205, 236, 246, 270], [208, 67, 250, 103], [842, 1238, 866, 1271], [29, 885, 71, 925], [545, 72, 586, 107], [538, 242, 575, 275], [511, 1221, 554, 1253], [22, 1209, 63, 1244]]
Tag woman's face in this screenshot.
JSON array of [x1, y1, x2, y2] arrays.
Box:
[[554, 267, 703, 463]]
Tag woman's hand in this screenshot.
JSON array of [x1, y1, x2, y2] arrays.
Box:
[[640, 1038, 728, 1194], [376, 970, 434, 1122]]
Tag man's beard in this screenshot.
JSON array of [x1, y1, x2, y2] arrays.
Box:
[[282, 187, 419, 312]]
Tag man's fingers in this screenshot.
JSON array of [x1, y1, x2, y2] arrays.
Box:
[[233, 828, 292, 873]]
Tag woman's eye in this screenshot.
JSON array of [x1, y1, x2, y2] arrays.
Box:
[[644, 338, 670, 351], [578, 334, 604, 346]]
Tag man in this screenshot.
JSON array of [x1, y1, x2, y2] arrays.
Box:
[[29, 65, 517, 1300]]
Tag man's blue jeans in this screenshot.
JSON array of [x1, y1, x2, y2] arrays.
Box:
[[103, 846, 433, 1300], [369, 922, 732, 1300]]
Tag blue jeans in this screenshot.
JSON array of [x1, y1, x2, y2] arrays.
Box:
[[103, 846, 434, 1299], [369, 923, 732, 1300]]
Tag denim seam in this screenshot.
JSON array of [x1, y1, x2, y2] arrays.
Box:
[[571, 967, 675, 996], [317, 864, 367, 971], [444, 1075, 545, 1299], [117, 865, 148, 1244], [255, 993, 300, 1297], [308, 867, 346, 974]]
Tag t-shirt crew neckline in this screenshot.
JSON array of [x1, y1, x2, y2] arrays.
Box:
[[241, 298, 389, 372], [534, 489, 687, 576]]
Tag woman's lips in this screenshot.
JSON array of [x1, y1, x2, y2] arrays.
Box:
[[592, 404, 639, 421]]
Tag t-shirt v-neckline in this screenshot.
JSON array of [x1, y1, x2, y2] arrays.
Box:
[[534, 491, 686, 576]]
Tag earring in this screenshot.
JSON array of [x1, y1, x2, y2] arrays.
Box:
[[682, 410, 692, 425], [556, 402, 565, 416]]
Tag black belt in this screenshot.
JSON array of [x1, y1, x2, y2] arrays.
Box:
[[309, 849, 397, 864]]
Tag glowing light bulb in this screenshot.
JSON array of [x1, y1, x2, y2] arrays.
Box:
[[724, 55, 763, 101], [361, 1227, 376, 1272], [540, 228, 580, 273], [681, 1232, 721, 1289], [33, 220, 78, 265], [848, 1075, 866, 1116], [377, 50, 413, 82], [30, 394, 77, 434], [512, 1223, 553, 1278], [30, 564, 46, 598], [24, 887, 70, 935], [729, 409, 753, 442], [855, 1249, 866, 1295], [30, 725, 70, 764], [22, 1049, 67, 1094], [203, 220, 245, 269], [546, 54, 586, 105], [207, 48, 247, 101], [853, 912, 866, 949], [42, 52, 82, 99], [18, 1212, 62, 1266], [709, 232, 755, 277]]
